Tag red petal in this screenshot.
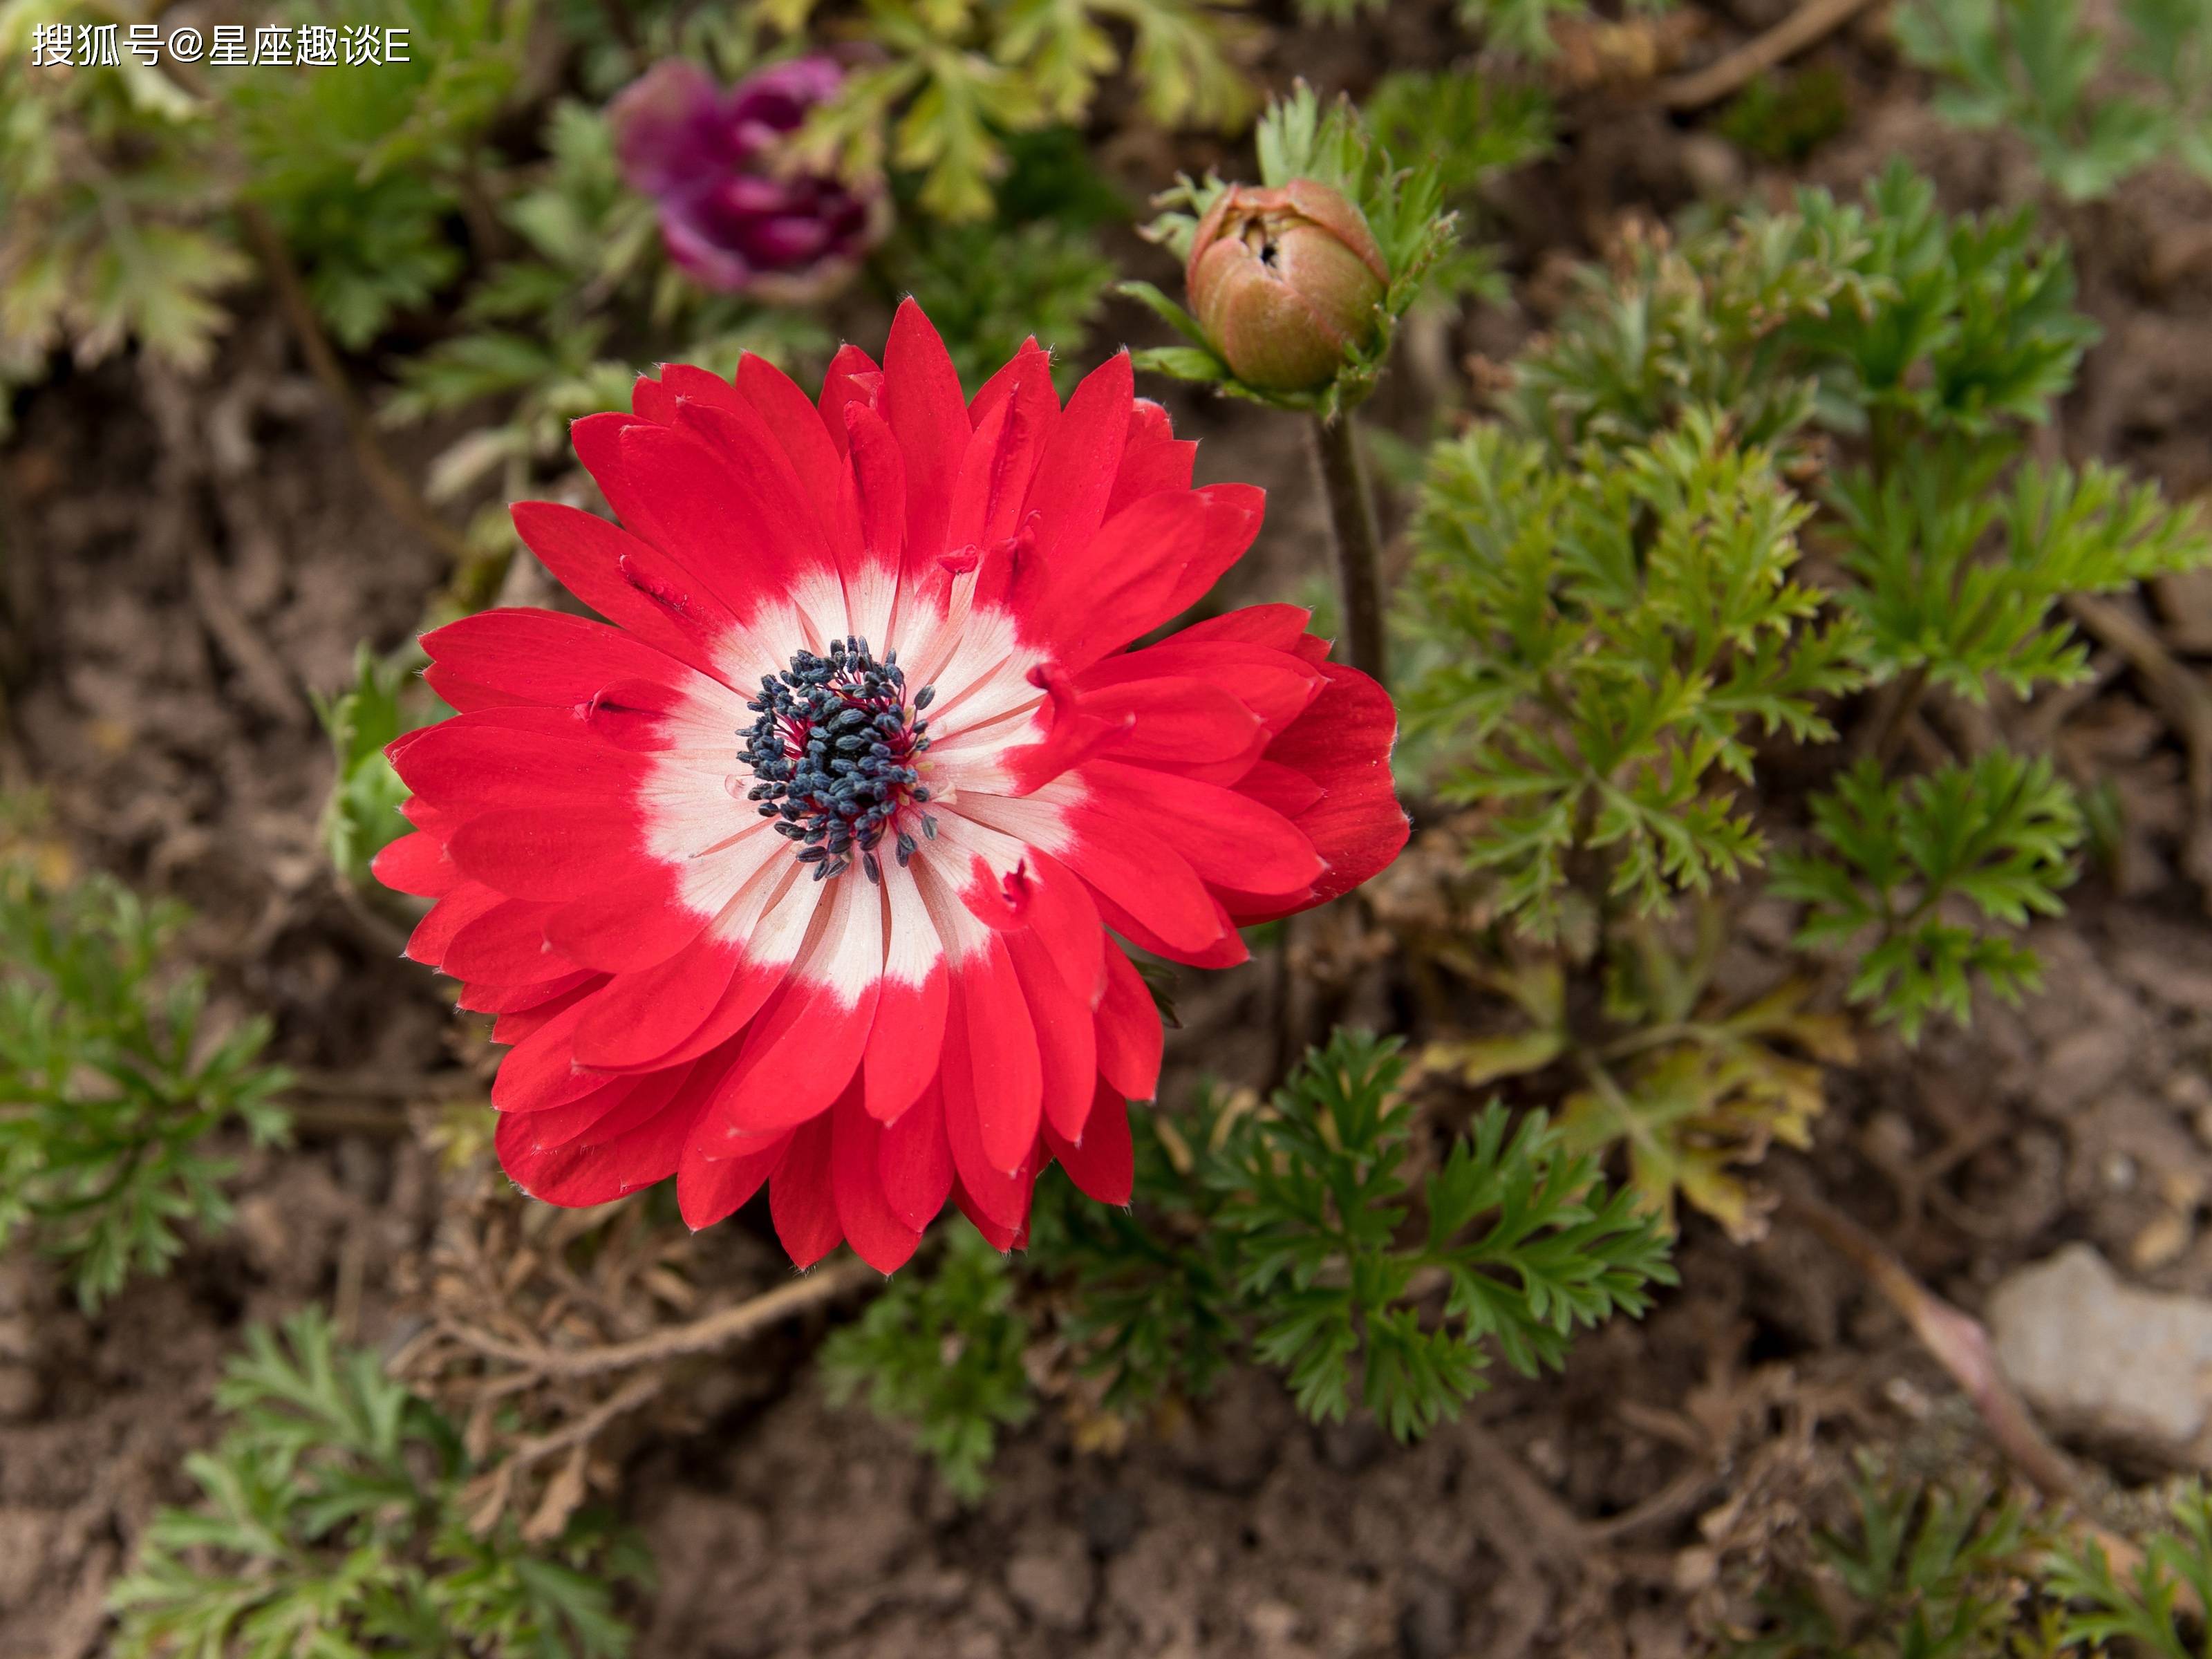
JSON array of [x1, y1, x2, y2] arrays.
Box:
[[865, 960, 948, 1124], [1082, 760, 1322, 898], [879, 1082, 956, 1232], [445, 805, 640, 901], [951, 937, 1043, 1175], [371, 831, 456, 899], [816, 342, 883, 460], [569, 932, 742, 1069], [545, 865, 711, 974], [1105, 399, 1196, 517], [1021, 485, 1264, 670], [495, 1080, 692, 1206], [1232, 661, 1408, 918], [1023, 350, 1131, 565], [1043, 1081, 1134, 1205], [509, 500, 738, 680], [441, 899, 569, 986], [406, 881, 502, 968], [1094, 946, 1164, 1101], [881, 298, 970, 574], [709, 875, 881, 1137], [1091, 888, 1248, 970], [953, 1178, 1029, 1252], [941, 981, 1038, 1230], [736, 354, 859, 563], [769, 1114, 844, 1268], [421, 607, 701, 710], [1051, 800, 1228, 957], [489, 994, 608, 1113], [832, 1091, 924, 1273], [676, 1125, 789, 1230], [1008, 928, 1098, 1143]]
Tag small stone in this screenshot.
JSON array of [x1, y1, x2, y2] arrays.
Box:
[[1678, 134, 1743, 198], [2131, 1210, 2193, 1272], [2035, 1027, 2135, 1116], [2103, 1151, 2139, 1194], [1989, 1243, 2212, 1450], [1246, 1600, 1302, 1644], [1004, 1537, 1093, 1631]]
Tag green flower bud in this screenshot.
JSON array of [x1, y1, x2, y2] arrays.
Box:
[[1184, 180, 1390, 393]]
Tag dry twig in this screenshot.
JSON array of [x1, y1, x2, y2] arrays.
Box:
[[437, 1256, 875, 1380], [1656, 0, 1886, 109]]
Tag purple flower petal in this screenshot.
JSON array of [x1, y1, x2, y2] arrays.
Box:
[[606, 54, 883, 296]]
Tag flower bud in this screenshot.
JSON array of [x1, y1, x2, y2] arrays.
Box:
[[608, 57, 884, 299], [1184, 180, 1389, 393]]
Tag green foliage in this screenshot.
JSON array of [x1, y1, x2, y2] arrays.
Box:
[[1774, 752, 2083, 1041], [1897, 0, 2212, 200], [2047, 1482, 2212, 1658], [1031, 1107, 1246, 1414], [1125, 82, 1463, 415], [1735, 1460, 2059, 1658], [837, 1030, 1670, 1494], [1743, 1470, 2212, 1658], [821, 1229, 1037, 1501], [1041, 1031, 1674, 1441], [1212, 1031, 1672, 1438], [1361, 70, 1554, 310], [225, 0, 534, 348], [768, 0, 1250, 221], [1797, 167, 2095, 447], [379, 96, 827, 553], [1362, 71, 1556, 199], [1407, 411, 1864, 941], [313, 643, 447, 891], [1507, 200, 1875, 461], [1411, 161, 2210, 1066], [1718, 68, 1854, 165], [0, 3, 244, 378], [110, 1309, 648, 1658], [0, 852, 290, 1311], [888, 129, 1123, 388], [1832, 451, 2211, 702]]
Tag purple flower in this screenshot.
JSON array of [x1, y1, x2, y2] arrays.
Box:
[[608, 57, 883, 297]]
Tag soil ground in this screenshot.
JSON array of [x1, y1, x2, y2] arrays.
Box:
[[8, 8, 2212, 1655]]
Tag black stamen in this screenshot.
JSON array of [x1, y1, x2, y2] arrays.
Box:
[[735, 639, 937, 885]]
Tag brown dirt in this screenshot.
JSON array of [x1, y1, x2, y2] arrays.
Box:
[[8, 15, 2212, 1655]]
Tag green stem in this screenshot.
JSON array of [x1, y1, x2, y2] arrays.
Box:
[[1309, 412, 1388, 687]]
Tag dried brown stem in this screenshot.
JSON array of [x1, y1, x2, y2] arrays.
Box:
[[236, 204, 473, 570], [1656, 0, 1887, 109], [1779, 1183, 2084, 1502], [442, 1256, 876, 1379]]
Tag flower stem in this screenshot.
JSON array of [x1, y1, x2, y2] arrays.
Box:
[[1309, 411, 1388, 686]]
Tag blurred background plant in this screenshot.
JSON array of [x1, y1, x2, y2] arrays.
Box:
[[109, 1309, 650, 1657], [0, 798, 292, 1312], [1897, 0, 2212, 200]]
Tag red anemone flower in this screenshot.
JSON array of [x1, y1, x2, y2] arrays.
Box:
[[373, 301, 1408, 1273]]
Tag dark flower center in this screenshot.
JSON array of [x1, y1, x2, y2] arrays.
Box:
[[740, 637, 937, 885]]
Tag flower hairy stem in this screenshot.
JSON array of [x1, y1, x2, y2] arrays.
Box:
[[1310, 410, 1388, 686]]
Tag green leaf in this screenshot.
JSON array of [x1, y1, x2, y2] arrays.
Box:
[[1772, 750, 2083, 1041], [110, 1309, 647, 1658]]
